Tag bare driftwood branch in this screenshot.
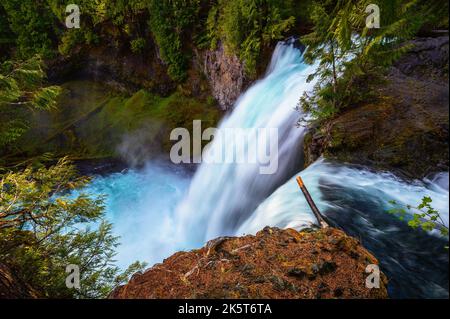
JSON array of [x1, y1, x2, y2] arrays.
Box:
[[296, 176, 329, 228]]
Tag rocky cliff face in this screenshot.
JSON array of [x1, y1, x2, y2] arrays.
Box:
[[48, 23, 250, 111], [110, 227, 388, 299], [202, 43, 248, 110], [47, 21, 177, 96], [303, 36, 449, 179]]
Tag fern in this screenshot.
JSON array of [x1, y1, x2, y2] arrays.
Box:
[[0, 55, 61, 149], [299, 0, 437, 124], [31, 85, 62, 110]]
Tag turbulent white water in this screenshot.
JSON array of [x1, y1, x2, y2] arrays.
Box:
[[81, 40, 448, 297], [238, 158, 449, 236], [175, 41, 317, 243], [247, 159, 449, 298], [75, 162, 191, 268]]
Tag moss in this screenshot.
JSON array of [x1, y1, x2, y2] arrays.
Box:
[[15, 80, 222, 161], [303, 132, 312, 147], [305, 83, 449, 178], [328, 128, 344, 149]]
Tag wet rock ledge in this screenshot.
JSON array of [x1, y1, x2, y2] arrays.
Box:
[[110, 227, 388, 299]]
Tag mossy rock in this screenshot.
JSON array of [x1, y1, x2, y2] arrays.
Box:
[[14, 80, 222, 162], [304, 79, 448, 179]]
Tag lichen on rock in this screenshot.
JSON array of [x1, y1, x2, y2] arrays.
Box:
[[109, 227, 388, 299]]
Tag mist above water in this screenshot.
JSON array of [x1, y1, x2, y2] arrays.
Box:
[[76, 162, 191, 269], [79, 41, 448, 298], [175, 41, 317, 243]]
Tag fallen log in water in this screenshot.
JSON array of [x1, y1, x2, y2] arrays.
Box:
[[296, 176, 329, 229]]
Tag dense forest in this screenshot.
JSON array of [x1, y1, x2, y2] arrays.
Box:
[[0, 0, 448, 299]]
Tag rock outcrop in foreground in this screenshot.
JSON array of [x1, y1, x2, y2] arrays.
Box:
[[110, 227, 388, 299]]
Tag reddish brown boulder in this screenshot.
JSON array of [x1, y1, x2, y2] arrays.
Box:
[[110, 227, 388, 299]]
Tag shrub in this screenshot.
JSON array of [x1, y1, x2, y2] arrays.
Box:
[[0, 158, 147, 298], [130, 37, 146, 53], [207, 0, 295, 77], [147, 0, 201, 82]]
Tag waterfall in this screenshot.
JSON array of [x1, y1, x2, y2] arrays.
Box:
[[81, 40, 448, 297], [175, 40, 317, 242], [172, 40, 448, 298]]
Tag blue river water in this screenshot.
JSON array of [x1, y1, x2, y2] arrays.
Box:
[[79, 41, 449, 298]]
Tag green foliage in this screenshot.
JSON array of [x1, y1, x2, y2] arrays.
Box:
[[130, 37, 146, 53], [58, 29, 84, 56], [1, 0, 57, 58], [207, 0, 295, 77], [388, 197, 449, 240], [0, 55, 62, 149], [0, 120, 29, 149], [3, 0, 445, 83], [32, 86, 62, 109], [107, 0, 147, 26], [298, 0, 437, 124], [9, 80, 222, 161], [420, 1, 449, 30], [0, 158, 147, 298], [48, 0, 108, 25], [0, 6, 14, 61], [147, 0, 202, 82], [49, 0, 112, 56], [2, 0, 150, 59]]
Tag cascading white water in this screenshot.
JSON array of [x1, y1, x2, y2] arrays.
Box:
[[77, 41, 318, 268], [238, 158, 449, 235], [175, 40, 317, 243], [80, 40, 448, 297], [171, 40, 449, 298], [241, 159, 448, 298]]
